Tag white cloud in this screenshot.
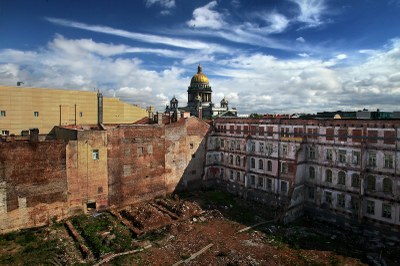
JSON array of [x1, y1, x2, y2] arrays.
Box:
[[298, 53, 309, 57], [290, 0, 327, 28], [145, 0, 175, 9], [296, 37, 305, 43], [187, 1, 226, 30], [212, 40, 400, 113], [1, 33, 400, 114], [246, 12, 289, 34], [231, 0, 240, 8], [46, 17, 228, 52], [336, 54, 347, 60], [0, 36, 188, 110], [145, 0, 175, 15]]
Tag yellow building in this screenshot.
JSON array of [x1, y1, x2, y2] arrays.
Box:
[[0, 86, 148, 135]]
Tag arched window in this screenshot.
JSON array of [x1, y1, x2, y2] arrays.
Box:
[[325, 169, 332, 183], [351, 173, 360, 188], [281, 162, 288, 174], [366, 175, 376, 191], [229, 155, 233, 164], [383, 178, 393, 194], [309, 166, 315, 179], [258, 159, 264, 170], [267, 160, 272, 171], [236, 156, 240, 166], [236, 171, 241, 181], [338, 171, 346, 185], [251, 158, 255, 168]]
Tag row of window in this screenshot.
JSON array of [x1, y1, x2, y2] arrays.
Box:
[[216, 125, 397, 144], [366, 200, 393, 219], [225, 169, 289, 193], [218, 139, 276, 156], [0, 111, 40, 117], [309, 167, 394, 193], [0, 111, 85, 118], [249, 175, 288, 193], [249, 158, 289, 174], [309, 189, 360, 211], [308, 147, 395, 169], [312, 190, 393, 220], [223, 154, 288, 174]]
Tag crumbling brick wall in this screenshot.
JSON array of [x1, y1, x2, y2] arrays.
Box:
[[0, 140, 69, 233], [65, 130, 109, 214], [165, 117, 210, 192], [107, 125, 166, 207]]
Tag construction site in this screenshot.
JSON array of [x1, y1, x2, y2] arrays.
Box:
[[4, 189, 399, 265]]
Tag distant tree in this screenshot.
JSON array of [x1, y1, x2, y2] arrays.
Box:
[[249, 113, 263, 118]]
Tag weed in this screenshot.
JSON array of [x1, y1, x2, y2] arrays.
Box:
[[204, 191, 235, 206], [328, 255, 340, 266], [180, 254, 190, 260], [216, 251, 228, 257]]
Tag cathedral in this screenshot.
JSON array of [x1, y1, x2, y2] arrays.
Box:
[[166, 65, 237, 119]]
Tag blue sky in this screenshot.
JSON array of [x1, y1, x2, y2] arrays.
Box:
[[1, 0, 400, 114]]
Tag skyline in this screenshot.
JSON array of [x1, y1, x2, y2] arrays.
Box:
[[1, 0, 400, 114]]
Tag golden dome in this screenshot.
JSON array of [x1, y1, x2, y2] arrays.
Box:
[[190, 64, 209, 86]]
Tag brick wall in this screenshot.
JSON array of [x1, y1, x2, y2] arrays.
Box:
[[107, 125, 166, 207], [165, 117, 210, 192], [0, 140, 69, 233]]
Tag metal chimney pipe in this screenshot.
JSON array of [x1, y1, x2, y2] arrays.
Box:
[[97, 91, 103, 125]]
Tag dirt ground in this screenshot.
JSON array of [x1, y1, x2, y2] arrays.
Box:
[[2, 190, 396, 265], [131, 210, 364, 266]]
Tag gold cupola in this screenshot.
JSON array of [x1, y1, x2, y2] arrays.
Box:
[[190, 64, 209, 86]]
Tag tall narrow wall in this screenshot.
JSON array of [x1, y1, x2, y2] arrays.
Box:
[[107, 125, 166, 207], [65, 130, 109, 214], [165, 117, 210, 192]]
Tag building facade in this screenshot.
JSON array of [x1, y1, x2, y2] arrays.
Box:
[[205, 118, 400, 230], [0, 86, 148, 136]]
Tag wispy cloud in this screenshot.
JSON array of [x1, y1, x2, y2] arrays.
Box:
[[45, 17, 229, 53], [183, 3, 293, 51], [251, 12, 290, 34], [145, 0, 176, 15], [145, 0, 175, 9], [290, 0, 327, 28], [187, 1, 226, 29]]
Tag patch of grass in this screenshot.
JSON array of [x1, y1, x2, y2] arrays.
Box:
[[71, 212, 134, 258], [203, 191, 235, 206], [142, 229, 167, 242], [296, 252, 319, 266], [328, 255, 340, 266], [0, 254, 14, 264], [15, 230, 37, 245], [0, 228, 60, 265]]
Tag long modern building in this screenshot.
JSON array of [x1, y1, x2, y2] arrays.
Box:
[[205, 118, 400, 231], [0, 86, 148, 135]]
